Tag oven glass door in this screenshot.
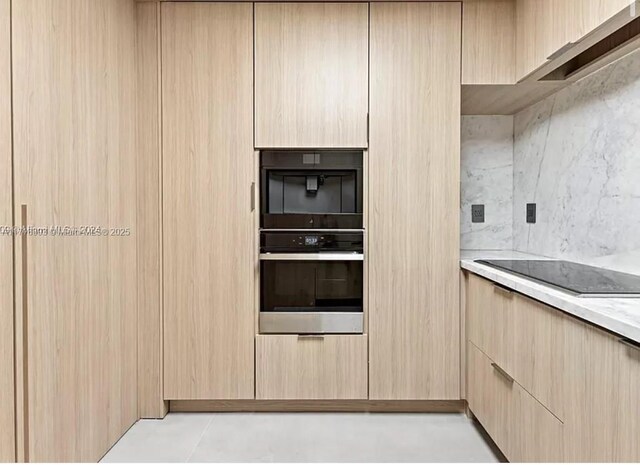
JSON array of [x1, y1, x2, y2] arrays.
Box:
[[261, 260, 363, 313]]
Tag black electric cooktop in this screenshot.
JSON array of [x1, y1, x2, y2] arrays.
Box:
[[476, 260, 640, 297]]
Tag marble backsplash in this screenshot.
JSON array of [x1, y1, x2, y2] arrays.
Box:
[[460, 116, 514, 250], [513, 48, 640, 262]]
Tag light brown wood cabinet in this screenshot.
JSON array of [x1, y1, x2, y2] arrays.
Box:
[[161, 2, 255, 400], [368, 2, 461, 400], [467, 342, 564, 462], [467, 274, 565, 419], [0, 0, 14, 461], [11, 0, 138, 461], [254, 2, 368, 148], [466, 272, 640, 462], [256, 335, 368, 400], [516, 0, 634, 81], [563, 318, 640, 462], [462, 0, 516, 84]]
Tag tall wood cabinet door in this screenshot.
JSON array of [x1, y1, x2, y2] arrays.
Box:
[[162, 2, 255, 400], [369, 2, 461, 400], [254, 2, 368, 148], [0, 0, 15, 461], [12, 0, 138, 461]]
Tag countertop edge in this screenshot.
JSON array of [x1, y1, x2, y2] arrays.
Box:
[[461, 259, 640, 344]]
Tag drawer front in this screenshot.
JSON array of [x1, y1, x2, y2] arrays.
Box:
[[467, 274, 515, 373], [256, 335, 368, 400], [467, 342, 515, 458], [512, 294, 565, 420], [468, 342, 563, 462], [467, 274, 564, 419]]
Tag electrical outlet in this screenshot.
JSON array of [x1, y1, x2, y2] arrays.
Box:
[[527, 203, 537, 223], [471, 204, 485, 223]]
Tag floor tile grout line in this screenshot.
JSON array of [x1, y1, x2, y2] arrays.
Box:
[[185, 415, 215, 463]]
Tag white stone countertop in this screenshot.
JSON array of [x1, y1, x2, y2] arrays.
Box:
[[460, 250, 640, 344]]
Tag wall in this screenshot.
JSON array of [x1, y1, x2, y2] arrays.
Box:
[[0, 0, 15, 461], [513, 49, 640, 263], [11, 0, 138, 461], [461, 116, 514, 250]]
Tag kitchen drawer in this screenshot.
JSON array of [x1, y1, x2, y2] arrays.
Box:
[[467, 342, 563, 462], [256, 335, 368, 400], [467, 274, 516, 374], [467, 274, 564, 419], [467, 342, 514, 457], [511, 294, 565, 420]]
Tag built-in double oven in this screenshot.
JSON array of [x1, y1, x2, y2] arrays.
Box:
[[259, 150, 364, 334]]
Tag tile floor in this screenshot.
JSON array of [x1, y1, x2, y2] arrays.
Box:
[[101, 413, 501, 463]]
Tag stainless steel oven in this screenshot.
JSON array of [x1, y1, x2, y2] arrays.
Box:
[[259, 231, 364, 334]]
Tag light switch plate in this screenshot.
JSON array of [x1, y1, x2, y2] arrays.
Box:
[[471, 204, 485, 223]]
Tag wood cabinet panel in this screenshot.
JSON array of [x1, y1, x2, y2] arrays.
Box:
[[511, 294, 565, 419], [563, 318, 638, 462], [162, 2, 255, 400], [12, 0, 138, 460], [462, 0, 516, 84], [468, 342, 563, 462], [0, 0, 14, 461], [136, 1, 167, 419], [369, 2, 461, 400], [467, 274, 516, 375], [617, 340, 640, 461], [467, 343, 514, 457], [256, 335, 368, 400], [254, 2, 368, 148], [573, 0, 633, 40]]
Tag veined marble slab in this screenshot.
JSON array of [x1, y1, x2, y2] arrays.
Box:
[[461, 250, 640, 344], [461, 116, 514, 250]]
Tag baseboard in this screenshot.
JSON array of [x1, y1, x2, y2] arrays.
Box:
[[169, 399, 466, 413]]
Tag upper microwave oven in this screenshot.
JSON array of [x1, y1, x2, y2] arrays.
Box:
[[260, 150, 363, 230]]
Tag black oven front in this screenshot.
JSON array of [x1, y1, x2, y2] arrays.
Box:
[[259, 232, 364, 334]]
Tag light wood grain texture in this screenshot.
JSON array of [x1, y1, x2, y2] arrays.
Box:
[[161, 2, 255, 400], [0, 0, 15, 461], [466, 274, 516, 376], [368, 2, 461, 400], [467, 342, 564, 462], [467, 342, 514, 459], [254, 2, 368, 148], [617, 339, 640, 461], [170, 399, 465, 412], [461, 82, 567, 114], [511, 294, 565, 420], [516, 0, 635, 82], [573, 0, 633, 42], [562, 318, 639, 462], [467, 275, 565, 420], [462, 0, 516, 84], [136, 0, 167, 419], [12, 0, 138, 461], [256, 335, 368, 400], [460, 270, 468, 399], [515, 0, 563, 81], [508, 368, 564, 462]]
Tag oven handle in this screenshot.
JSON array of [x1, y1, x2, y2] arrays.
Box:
[[259, 253, 364, 261]]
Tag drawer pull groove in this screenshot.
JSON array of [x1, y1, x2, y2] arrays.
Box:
[[491, 362, 514, 383], [298, 335, 325, 341], [493, 283, 514, 297], [619, 338, 640, 352]]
